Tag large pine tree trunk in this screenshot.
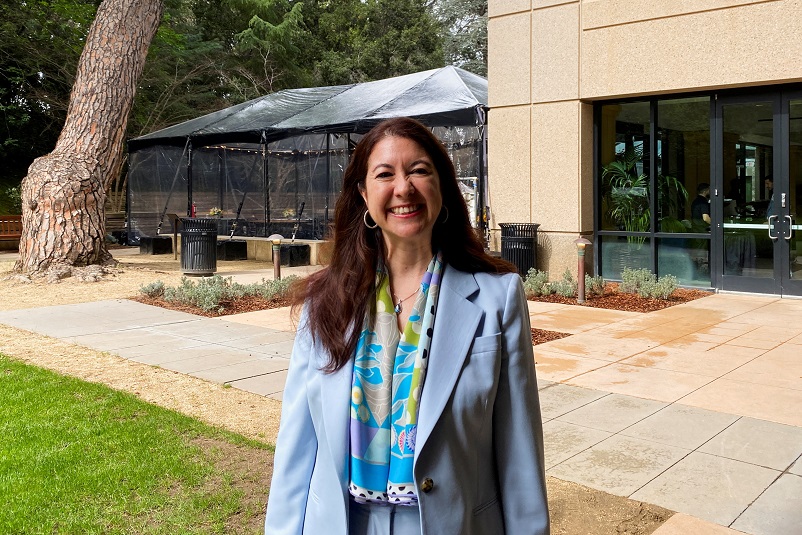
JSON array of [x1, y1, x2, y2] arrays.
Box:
[[15, 0, 164, 279]]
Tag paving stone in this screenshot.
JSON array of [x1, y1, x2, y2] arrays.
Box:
[[699, 417, 802, 470], [228, 371, 288, 396], [127, 345, 223, 365], [114, 338, 213, 359], [157, 349, 261, 374], [631, 451, 779, 526], [651, 513, 745, 535], [542, 420, 612, 469], [790, 457, 802, 476], [732, 473, 802, 535], [547, 434, 689, 496], [536, 383, 607, 420], [619, 404, 739, 450], [151, 318, 265, 343], [556, 393, 665, 433], [191, 358, 289, 384]]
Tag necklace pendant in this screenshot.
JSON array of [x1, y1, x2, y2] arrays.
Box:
[[394, 302, 402, 314]]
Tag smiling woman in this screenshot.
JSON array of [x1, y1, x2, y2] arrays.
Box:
[[265, 117, 550, 535], [360, 136, 443, 258]]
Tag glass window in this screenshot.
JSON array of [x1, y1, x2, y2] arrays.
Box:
[[599, 236, 651, 280], [597, 96, 712, 288], [600, 102, 651, 232], [657, 97, 710, 234], [657, 237, 710, 286]]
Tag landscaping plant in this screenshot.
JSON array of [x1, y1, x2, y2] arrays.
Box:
[[139, 275, 297, 313], [585, 274, 606, 297], [620, 268, 679, 299], [550, 269, 578, 297], [523, 268, 552, 297]]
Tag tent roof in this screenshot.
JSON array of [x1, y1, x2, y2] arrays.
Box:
[[129, 66, 487, 149]]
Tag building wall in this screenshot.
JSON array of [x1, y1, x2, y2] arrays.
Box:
[[488, 0, 802, 277]]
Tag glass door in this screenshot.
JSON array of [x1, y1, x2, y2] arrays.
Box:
[[780, 93, 802, 294], [715, 92, 802, 296]]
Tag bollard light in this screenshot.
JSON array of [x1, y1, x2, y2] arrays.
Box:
[[267, 234, 284, 280], [574, 236, 592, 304]]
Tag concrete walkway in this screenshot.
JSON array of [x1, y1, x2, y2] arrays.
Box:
[[1, 278, 800, 534]]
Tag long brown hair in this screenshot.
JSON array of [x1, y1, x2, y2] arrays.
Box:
[[292, 117, 514, 372]]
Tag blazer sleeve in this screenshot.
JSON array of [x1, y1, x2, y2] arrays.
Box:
[[264, 312, 318, 535], [494, 276, 550, 534]]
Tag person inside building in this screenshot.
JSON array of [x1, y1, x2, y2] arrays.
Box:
[[765, 175, 775, 219], [264, 117, 549, 535], [691, 182, 711, 232]]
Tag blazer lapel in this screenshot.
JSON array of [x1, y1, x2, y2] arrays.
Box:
[[415, 268, 481, 458]]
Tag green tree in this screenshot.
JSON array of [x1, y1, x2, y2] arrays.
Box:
[[0, 0, 100, 188], [301, 0, 444, 86], [431, 0, 487, 76], [131, 0, 311, 137]]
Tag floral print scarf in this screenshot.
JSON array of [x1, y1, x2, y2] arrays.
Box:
[[348, 252, 443, 505]]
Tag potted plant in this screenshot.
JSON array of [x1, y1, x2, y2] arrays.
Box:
[[602, 148, 689, 275], [602, 148, 689, 239]]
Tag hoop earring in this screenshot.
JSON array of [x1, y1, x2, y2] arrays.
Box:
[[439, 206, 449, 224], [363, 210, 378, 229]]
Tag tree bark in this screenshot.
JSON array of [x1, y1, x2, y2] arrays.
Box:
[[15, 0, 164, 278]]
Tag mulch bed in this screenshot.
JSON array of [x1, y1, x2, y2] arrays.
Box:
[[528, 283, 712, 314], [132, 294, 291, 317], [528, 283, 713, 345], [531, 328, 572, 346]]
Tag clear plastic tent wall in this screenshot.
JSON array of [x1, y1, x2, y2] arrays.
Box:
[[128, 127, 482, 242]]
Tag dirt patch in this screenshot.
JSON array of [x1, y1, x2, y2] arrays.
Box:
[[548, 478, 671, 535], [191, 437, 273, 535], [529, 283, 712, 313]]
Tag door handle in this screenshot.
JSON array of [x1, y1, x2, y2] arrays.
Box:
[[786, 215, 794, 240], [769, 215, 779, 240]]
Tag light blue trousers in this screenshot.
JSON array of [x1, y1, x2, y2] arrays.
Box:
[[348, 500, 422, 535]]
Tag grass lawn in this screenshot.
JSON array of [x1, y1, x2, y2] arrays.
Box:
[[0, 354, 271, 534]]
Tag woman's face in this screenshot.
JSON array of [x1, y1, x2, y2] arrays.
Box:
[[360, 135, 443, 252]]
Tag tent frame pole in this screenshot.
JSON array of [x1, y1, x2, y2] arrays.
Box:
[[476, 106, 489, 248], [263, 133, 270, 238], [187, 140, 194, 217]]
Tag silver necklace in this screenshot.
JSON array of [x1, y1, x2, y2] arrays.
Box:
[[393, 287, 419, 314]]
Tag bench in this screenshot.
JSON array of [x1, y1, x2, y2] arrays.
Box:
[[105, 211, 128, 245], [0, 214, 22, 240], [0, 215, 22, 250]]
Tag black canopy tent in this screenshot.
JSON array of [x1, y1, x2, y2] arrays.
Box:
[[126, 66, 489, 244]]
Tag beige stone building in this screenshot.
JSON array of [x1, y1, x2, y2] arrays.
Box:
[[487, 0, 802, 297]]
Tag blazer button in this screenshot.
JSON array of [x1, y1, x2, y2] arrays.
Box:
[[420, 477, 434, 493]]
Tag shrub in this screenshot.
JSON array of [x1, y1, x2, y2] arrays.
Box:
[[139, 280, 165, 298], [620, 268, 678, 300], [143, 275, 298, 313], [550, 269, 577, 297], [585, 274, 605, 297], [620, 268, 655, 294], [523, 268, 551, 297], [639, 274, 679, 299]]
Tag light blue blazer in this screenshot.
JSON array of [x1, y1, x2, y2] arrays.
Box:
[[264, 267, 549, 534]]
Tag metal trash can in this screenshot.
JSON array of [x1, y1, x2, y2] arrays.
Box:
[[500, 223, 540, 275], [180, 218, 217, 275]]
